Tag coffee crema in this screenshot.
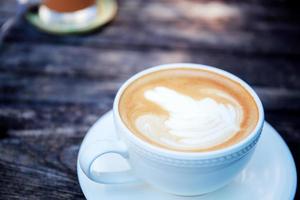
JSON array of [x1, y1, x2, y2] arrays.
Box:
[[119, 68, 259, 152], [43, 0, 96, 12]]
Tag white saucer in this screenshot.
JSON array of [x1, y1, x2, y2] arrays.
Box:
[[77, 111, 297, 200]]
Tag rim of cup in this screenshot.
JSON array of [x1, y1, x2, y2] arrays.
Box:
[[113, 63, 264, 160]]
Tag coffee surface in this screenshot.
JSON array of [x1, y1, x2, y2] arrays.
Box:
[[119, 68, 259, 152], [43, 0, 96, 12]]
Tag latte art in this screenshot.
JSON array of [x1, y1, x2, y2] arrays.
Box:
[[136, 87, 242, 149], [119, 68, 259, 152]]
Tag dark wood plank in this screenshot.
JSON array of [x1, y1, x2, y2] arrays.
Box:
[[0, 103, 102, 199], [1, 43, 300, 89], [0, 136, 84, 199], [0, 72, 300, 111], [1, 0, 300, 56], [0, 96, 299, 139]]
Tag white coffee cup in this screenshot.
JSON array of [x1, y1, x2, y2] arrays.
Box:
[[79, 63, 264, 196]]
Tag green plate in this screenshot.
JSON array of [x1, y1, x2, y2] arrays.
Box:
[[26, 0, 117, 34]]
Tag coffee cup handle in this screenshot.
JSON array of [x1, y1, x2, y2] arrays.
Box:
[[79, 140, 139, 184]]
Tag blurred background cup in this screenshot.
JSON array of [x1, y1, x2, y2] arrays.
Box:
[[39, 0, 98, 26]]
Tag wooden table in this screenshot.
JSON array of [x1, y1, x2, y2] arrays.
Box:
[[0, 0, 299, 199]]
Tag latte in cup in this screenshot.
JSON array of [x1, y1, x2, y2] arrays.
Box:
[[39, 0, 97, 25], [119, 68, 259, 152], [43, 0, 96, 13]]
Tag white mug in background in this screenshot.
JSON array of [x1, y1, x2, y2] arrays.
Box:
[[79, 63, 264, 196]]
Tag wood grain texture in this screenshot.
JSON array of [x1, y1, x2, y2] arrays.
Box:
[[1, 0, 300, 56], [0, 0, 299, 199]]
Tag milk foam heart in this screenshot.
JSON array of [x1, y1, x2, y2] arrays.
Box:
[[135, 87, 242, 149]]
